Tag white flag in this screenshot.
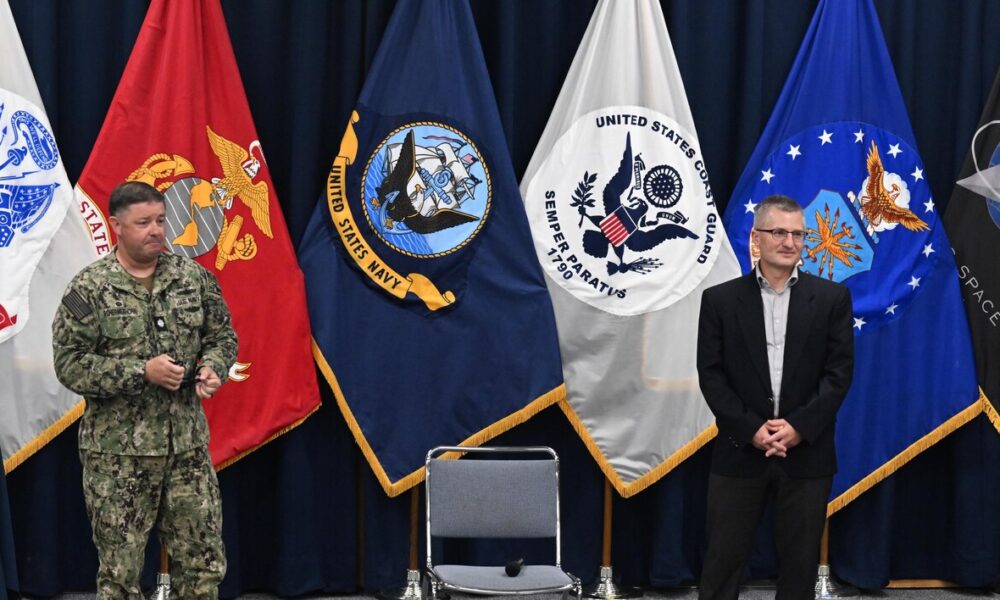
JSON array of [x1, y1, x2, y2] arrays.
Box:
[[520, 0, 741, 496], [0, 0, 97, 471]]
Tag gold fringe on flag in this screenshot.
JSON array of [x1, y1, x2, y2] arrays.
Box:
[[826, 395, 984, 516], [558, 398, 718, 498], [215, 402, 322, 472], [982, 388, 1000, 435], [3, 399, 85, 474], [312, 338, 566, 497]]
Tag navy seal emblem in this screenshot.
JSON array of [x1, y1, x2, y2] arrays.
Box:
[[361, 122, 490, 258]]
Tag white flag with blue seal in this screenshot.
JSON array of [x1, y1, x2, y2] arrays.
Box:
[[521, 0, 741, 497], [0, 0, 97, 471], [722, 0, 981, 513]]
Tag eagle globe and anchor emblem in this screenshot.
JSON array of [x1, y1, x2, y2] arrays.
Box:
[[118, 125, 269, 383], [126, 125, 273, 274]]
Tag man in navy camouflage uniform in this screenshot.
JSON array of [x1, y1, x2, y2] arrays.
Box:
[[52, 181, 237, 599]]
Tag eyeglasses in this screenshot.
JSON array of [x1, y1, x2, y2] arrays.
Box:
[[754, 228, 806, 242]]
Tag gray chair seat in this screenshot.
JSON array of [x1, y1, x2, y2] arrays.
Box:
[[425, 446, 581, 599], [432, 564, 575, 593]]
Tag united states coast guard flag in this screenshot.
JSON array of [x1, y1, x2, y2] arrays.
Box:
[[723, 0, 981, 512], [74, 0, 321, 468], [521, 0, 741, 497], [946, 66, 1000, 434], [299, 0, 564, 497], [0, 0, 97, 471]]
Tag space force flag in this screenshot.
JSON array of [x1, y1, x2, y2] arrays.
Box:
[[299, 0, 564, 496], [520, 0, 742, 496], [722, 0, 980, 512], [74, 0, 321, 467], [946, 66, 1000, 433], [0, 0, 98, 471]]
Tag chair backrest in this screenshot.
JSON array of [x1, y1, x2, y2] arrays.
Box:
[[425, 446, 561, 565]]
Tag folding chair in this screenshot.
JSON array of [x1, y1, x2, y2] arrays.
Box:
[[425, 446, 582, 599]]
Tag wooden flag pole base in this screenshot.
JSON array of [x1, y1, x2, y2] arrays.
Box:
[[376, 487, 448, 600], [583, 480, 641, 599], [814, 519, 857, 599], [148, 542, 170, 600]]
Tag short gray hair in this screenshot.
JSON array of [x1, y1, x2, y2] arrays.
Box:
[[753, 194, 803, 227]]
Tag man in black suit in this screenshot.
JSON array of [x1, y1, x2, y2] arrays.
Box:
[[696, 194, 854, 600]]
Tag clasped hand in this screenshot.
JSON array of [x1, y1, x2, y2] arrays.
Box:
[[752, 419, 802, 458], [144, 354, 221, 399]]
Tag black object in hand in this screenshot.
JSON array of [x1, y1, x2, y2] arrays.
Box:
[[505, 558, 524, 577]]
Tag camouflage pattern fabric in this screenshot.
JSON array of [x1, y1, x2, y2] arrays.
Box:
[[52, 250, 237, 455], [53, 248, 237, 597], [80, 447, 225, 599]]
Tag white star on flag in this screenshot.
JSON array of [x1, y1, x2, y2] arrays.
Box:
[[911, 166, 924, 181], [923, 198, 934, 212], [744, 199, 756, 214], [922, 243, 935, 258], [908, 276, 921, 290], [885, 303, 898, 315], [787, 144, 801, 159], [887, 143, 903, 158], [818, 129, 833, 145], [853, 317, 866, 331], [761, 169, 775, 183], [853, 129, 865, 143]]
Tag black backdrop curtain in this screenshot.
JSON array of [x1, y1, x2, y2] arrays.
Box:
[[4, 0, 1000, 597]]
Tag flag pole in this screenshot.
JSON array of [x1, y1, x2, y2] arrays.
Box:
[[148, 542, 170, 600], [814, 519, 857, 599], [583, 479, 641, 599], [377, 486, 444, 600]]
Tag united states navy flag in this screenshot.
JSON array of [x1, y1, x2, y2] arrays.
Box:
[[298, 0, 564, 496], [722, 0, 981, 513]]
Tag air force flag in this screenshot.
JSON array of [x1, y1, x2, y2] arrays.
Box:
[[722, 0, 980, 512]]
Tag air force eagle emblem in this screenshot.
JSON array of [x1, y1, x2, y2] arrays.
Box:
[[740, 122, 939, 329]]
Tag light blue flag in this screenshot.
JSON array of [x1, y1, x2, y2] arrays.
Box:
[[722, 0, 980, 512]]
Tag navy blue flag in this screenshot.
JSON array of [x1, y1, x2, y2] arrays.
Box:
[[723, 0, 981, 513], [297, 0, 564, 496]]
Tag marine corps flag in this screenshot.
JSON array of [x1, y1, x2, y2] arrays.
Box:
[[0, 0, 97, 471], [73, 0, 320, 467], [946, 67, 1000, 434], [520, 0, 741, 497], [722, 0, 981, 512], [298, 0, 564, 496]]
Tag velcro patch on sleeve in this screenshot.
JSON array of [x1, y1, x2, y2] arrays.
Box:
[[62, 289, 94, 321]]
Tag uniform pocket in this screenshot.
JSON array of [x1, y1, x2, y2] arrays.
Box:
[[175, 307, 204, 329], [100, 316, 145, 339]]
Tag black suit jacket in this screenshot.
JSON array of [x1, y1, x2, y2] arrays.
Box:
[[697, 271, 854, 478]]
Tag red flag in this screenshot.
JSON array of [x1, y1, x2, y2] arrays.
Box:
[[74, 0, 320, 467]]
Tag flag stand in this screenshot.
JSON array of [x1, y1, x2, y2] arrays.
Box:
[[814, 519, 857, 599], [583, 479, 641, 599], [377, 487, 447, 600], [149, 543, 170, 600]]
